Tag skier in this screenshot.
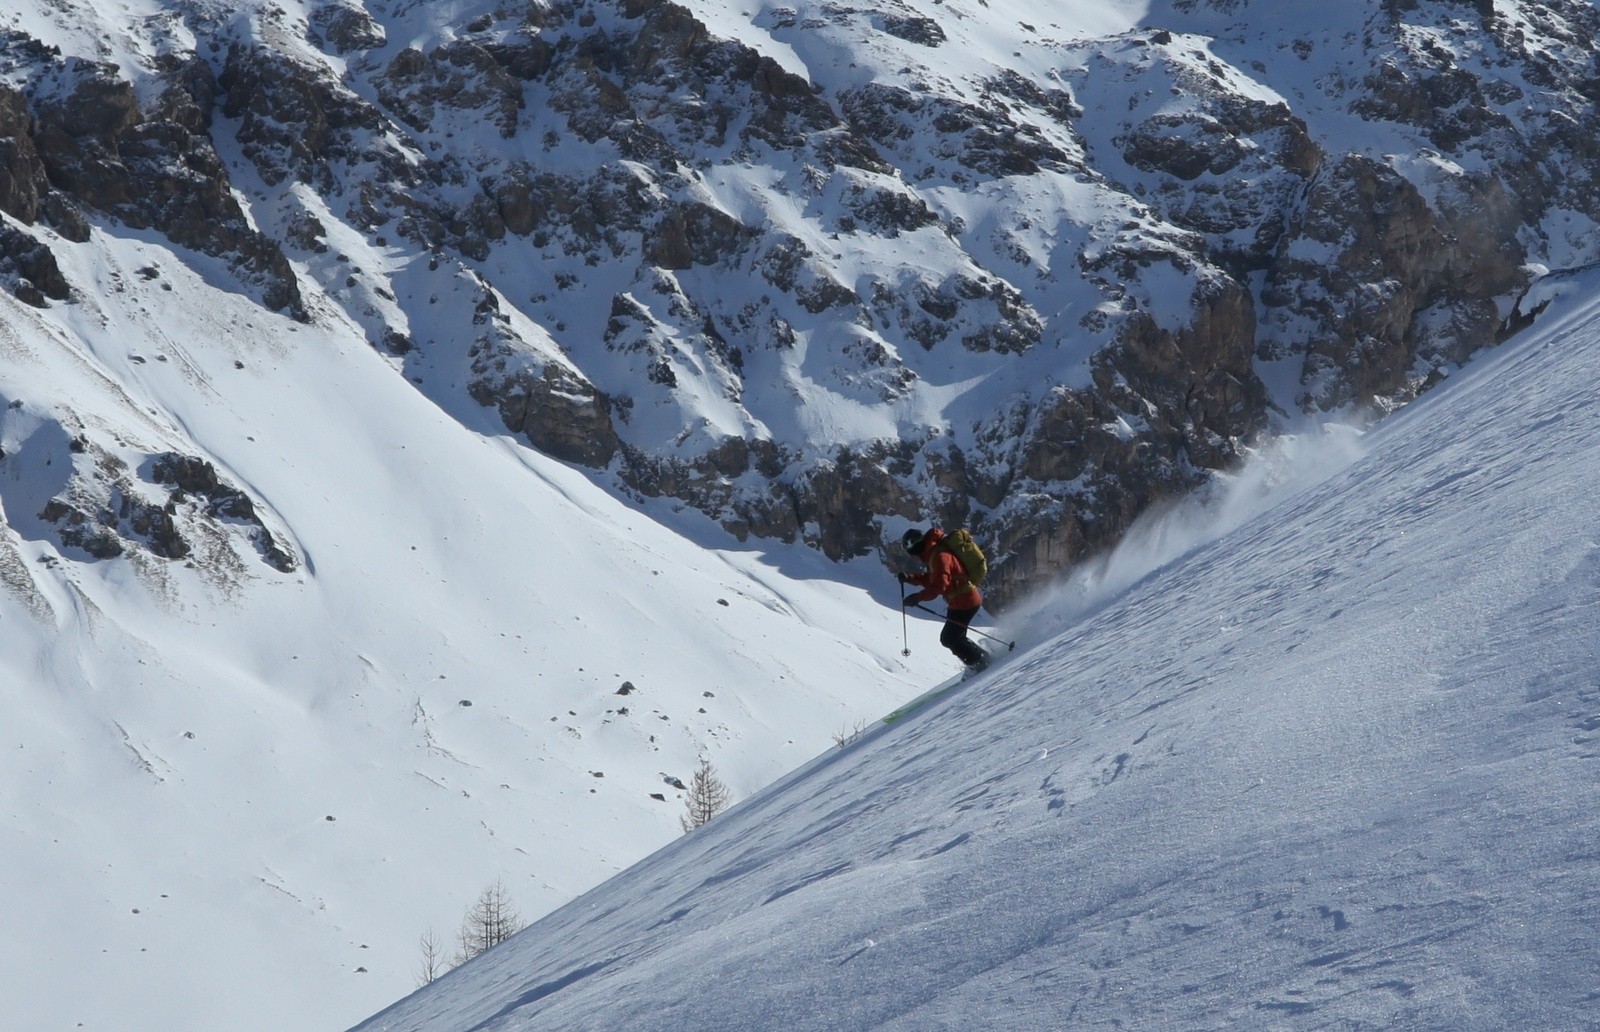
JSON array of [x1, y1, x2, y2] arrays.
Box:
[[901, 527, 989, 672]]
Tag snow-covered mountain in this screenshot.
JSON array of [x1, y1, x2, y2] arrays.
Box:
[[5, 0, 1600, 600], [348, 266, 1600, 1031], [3, 0, 1600, 1029]]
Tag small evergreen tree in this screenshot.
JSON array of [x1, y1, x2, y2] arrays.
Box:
[[680, 757, 731, 832], [455, 879, 522, 964]]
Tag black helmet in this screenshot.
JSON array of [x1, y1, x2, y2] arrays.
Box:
[[901, 528, 927, 555]]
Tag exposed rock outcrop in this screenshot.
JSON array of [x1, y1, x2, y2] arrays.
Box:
[[24, 429, 296, 574], [1261, 155, 1527, 409], [0, 85, 48, 224], [1, 53, 307, 316], [6, 0, 1600, 609], [0, 221, 69, 306], [468, 342, 622, 468]]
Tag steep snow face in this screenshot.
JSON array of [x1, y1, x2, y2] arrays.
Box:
[[0, 227, 954, 1032], [349, 277, 1600, 1030]]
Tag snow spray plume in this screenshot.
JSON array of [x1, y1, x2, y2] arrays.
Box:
[[1006, 420, 1371, 648]]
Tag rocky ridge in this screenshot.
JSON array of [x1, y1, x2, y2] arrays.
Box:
[[1, 0, 1597, 606]]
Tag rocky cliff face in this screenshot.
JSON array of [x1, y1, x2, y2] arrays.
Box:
[[2, 47, 305, 315], [2, 0, 1597, 606]]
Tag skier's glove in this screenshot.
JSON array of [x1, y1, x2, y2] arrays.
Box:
[[903, 592, 922, 607]]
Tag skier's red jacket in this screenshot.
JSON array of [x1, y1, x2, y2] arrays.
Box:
[[905, 527, 983, 609]]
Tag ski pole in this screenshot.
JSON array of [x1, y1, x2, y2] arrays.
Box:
[[908, 602, 1016, 652], [896, 572, 910, 656]]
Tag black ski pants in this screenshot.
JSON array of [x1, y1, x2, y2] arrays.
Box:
[[940, 605, 985, 666]]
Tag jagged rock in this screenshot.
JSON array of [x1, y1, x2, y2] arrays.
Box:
[[973, 384, 1203, 605], [839, 177, 940, 237], [1262, 154, 1527, 409], [871, 271, 1042, 356], [285, 210, 330, 253], [37, 193, 91, 242], [481, 38, 555, 82], [839, 83, 1075, 180], [0, 224, 69, 305], [21, 54, 306, 317], [1104, 276, 1263, 469], [0, 85, 48, 223], [149, 55, 218, 134], [791, 442, 927, 560], [115, 118, 305, 317], [310, 3, 388, 54], [381, 328, 413, 355], [565, 0, 876, 167], [127, 500, 188, 561], [1094, 36, 1321, 273], [484, 167, 540, 236], [30, 61, 139, 209], [647, 202, 759, 270], [378, 39, 524, 139], [756, 237, 857, 313], [220, 42, 391, 192], [38, 59, 140, 140], [467, 334, 621, 468], [617, 436, 799, 543], [448, 194, 506, 261], [38, 498, 126, 559], [1124, 111, 1249, 179], [27, 437, 295, 572], [478, 165, 659, 257], [881, 14, 946, 47], [148, 453, 298, 572]]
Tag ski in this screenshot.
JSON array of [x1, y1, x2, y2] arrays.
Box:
[[880, 646, 1003, 726], [880, 673, 966, 726]]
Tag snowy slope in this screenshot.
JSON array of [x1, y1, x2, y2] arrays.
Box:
[[0, 226, 954, 1032], [350, 276, 1600, 1030], [5, 1, 1600, 1029]]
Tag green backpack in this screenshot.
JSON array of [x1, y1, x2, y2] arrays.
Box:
[[933, 528, 988, 591]]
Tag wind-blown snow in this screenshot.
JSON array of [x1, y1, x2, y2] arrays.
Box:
[[350, 276, 1600, 1030], [1013, 418, 1371, 645]]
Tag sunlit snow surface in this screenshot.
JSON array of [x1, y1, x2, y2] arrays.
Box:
[[2, 0, 1598, 1029], [353, 274, 1600, 1030], [0, 227, 951, 1031]]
